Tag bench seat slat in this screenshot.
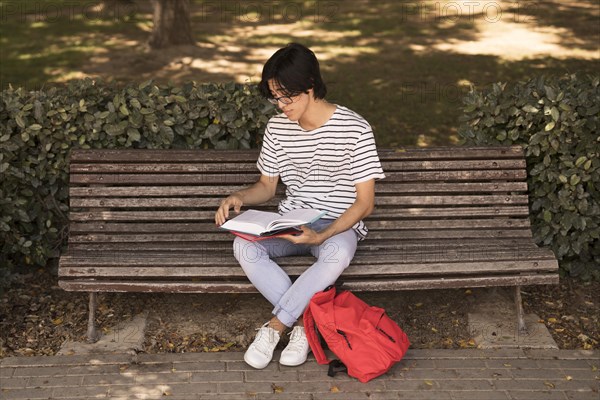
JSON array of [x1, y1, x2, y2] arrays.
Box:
[[68, 219, 532, 233], [66, 238, 532, 252], [59, 259, 558, 278], [67, 228, 535, 243], [59, 248, 557, 268], [58, 273, 559, 293], [68, 206, 532, 222]]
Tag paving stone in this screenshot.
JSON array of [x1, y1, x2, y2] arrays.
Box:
[[217, 380, 287, 394], [507, 390, 568, 400], [563, 391, 600, 400], [509, 368, 570, 379], [226, 361, 280, 372], [82, 373, 136, 386], [12, 366, 70, 377], [52, 385, 109, 398], [298, 370, 354, 382], [245, 369, 299, 382], [67, 364, 123, 375], [171, 361, 226, 372], [385, 379, 440, 391], [486, 359, 541, 369], [0, 367, 15, 378], [397, 392, 451, 399], [525, 350, 598, 360], [135, 371, 192, 384], [191, 371, 244, 382], [434, 359, 488, 369], [537, 360, 595, 369], [449, 390, 510, 400], [28, 375, 83, 387], [0, 377, 29, 389], [435, 379, 495, 391], [256, 394, 312, 399], [0, 387, 55, 399]]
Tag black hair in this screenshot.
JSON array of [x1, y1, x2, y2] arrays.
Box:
[[259, 43, 327, 100]]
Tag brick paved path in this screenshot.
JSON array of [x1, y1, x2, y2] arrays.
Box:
[[1, 349, 598, 399]]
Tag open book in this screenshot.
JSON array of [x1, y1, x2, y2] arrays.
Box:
[[220, 208, 327, 237]]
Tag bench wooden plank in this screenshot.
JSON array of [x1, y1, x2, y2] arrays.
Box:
[[58, 273, 559, 293], [68, 219, 532, 234], [69, 182, 529, 197], [66, 238, 536, 252], [69, 169, 528, 185], [69, 159, 526, 174], [69, 147, 526, 163], [69, 195, 529, 208]]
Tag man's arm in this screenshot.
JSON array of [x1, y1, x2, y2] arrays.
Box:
[[281, 179, 376, 245], [214, 174, 279, 225]]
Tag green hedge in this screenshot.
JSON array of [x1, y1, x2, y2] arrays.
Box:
[[458, 74, 600, 280], [0, 79, 276, 275]]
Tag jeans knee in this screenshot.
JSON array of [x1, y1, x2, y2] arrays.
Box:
[[233, 237, 266, 267], [318, 243, 354, 271]]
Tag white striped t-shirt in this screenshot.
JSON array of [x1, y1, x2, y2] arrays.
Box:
[[256, 105, 385, 240]]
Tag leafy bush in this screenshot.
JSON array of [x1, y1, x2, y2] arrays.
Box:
[[0, 79, 276, 277], [458, 74, 600, 280]]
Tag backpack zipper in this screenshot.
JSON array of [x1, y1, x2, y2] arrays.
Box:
[[336, 329, 352, 349], [377, 327, 396, 343]]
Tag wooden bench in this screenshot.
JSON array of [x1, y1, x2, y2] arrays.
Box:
[[58, 146, 559, 342]]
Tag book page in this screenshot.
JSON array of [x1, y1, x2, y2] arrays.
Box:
[[266, 209, 326, 232], [220, 210, 281, 236]]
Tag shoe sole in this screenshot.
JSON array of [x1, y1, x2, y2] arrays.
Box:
[[244, 352, 270, 369]]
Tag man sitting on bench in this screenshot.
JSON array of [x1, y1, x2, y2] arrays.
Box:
[[214, 43, 386, 369]]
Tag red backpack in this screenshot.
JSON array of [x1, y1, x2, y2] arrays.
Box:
[[303, 286, 410, 383]]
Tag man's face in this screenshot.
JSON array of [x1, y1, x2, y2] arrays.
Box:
[[268, 79, 311, 122]]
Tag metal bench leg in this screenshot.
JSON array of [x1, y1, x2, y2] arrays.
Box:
[[514, 286, 527, 333], [87, 292, 101, 343]]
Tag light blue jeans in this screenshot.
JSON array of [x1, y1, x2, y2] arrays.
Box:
[[233, 219, 358, 327]]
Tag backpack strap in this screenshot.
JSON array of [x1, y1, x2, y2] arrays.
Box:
[[327, 359, 348, 378], [303, 303, 329, 365]]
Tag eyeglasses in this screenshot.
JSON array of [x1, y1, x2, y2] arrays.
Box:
[[268, 95, 294, 105]]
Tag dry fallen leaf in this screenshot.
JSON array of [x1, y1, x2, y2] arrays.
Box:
[[271, 384, 284, 393], [544, 381, 555, 389], [431, 327, 438, 333], [465, 290, 472, 295], [415, 303, 423, 308], [565, 376, 573, 381], [424, 380, 434, 386], [330, 386, 340, 393], [547, 317, 558, 323]]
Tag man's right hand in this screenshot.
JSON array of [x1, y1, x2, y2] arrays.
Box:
[[215, 193, 244, 226]]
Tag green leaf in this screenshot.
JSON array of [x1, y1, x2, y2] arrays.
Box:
[[550, 107, 559, 121], [543, 210, 552, 222], [544, 121, 555, 131], [575, 156, 587, 167], [0, 133, 10, 142], [30, 124, 42, 131], [559, 175, 568, 184], [522, 105, 539, 113], [570, 175, 580, 185]]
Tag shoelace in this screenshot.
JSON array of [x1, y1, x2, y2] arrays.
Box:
[[251, 324, 279, 356], [285, 327, 308, 352]]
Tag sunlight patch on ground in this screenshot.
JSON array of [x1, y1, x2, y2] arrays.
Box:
[[432, 19, 599, 60]]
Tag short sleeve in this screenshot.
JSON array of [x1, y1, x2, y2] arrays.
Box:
[[350, 126, 386, 184], [256, 123, 280, 177]]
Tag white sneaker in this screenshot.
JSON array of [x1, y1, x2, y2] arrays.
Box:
[[279, 326, 311, 367], [244, 322, 281, 369]]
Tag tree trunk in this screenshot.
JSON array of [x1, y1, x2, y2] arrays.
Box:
[[148, 0, 194, 49]]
